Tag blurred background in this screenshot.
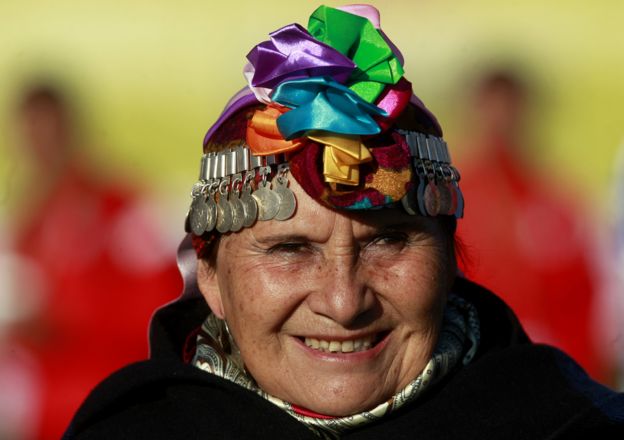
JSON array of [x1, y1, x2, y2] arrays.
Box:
[[0, 0, 622, 438]]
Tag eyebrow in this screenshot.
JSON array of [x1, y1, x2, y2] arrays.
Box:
[[252, 220, 428, 246], [379, 222, 423, 230], [254, 233, 318, 245], [350, 209, 425, 228], [358, 219, 427, 232]]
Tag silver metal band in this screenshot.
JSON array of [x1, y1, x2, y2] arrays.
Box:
[[186, 130, 463, 237]]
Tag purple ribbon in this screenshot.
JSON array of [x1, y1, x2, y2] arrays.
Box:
[[246, 23, 355, 89], [203, 88, 258, 146]]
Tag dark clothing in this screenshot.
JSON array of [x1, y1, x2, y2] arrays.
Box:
[[64, 278, 624, 439]]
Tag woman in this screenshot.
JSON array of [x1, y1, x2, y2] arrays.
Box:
[[65, 5, 623, 439]]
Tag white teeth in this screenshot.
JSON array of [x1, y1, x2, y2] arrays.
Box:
[[304, 335, 377, 353], [341, 340, 354, 353]]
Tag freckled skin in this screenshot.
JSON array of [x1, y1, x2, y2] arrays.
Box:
[[197, 177, 455, 416]]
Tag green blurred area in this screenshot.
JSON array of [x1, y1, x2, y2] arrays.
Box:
[[1, 0, 623, 214]]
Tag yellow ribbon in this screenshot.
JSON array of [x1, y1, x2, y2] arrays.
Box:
[[308, 133, 372, 186]]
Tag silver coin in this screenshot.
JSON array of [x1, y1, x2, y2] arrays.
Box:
[[229, 194, 245, 232], [417, 179, 427, 216], [273, 186, 296, 220], [205, 196, 217, 232], [252, 184, 280, 221], [189, 196, 208, 236], [401, 184, 418, 215], [447, 182, 458, 215], [424, 181, 440, 216], [241, 187, 258, 227], [437, 182, 452, 216], [216, 196, 232, 233]]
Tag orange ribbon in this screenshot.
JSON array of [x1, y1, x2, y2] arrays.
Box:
[[246, 104, 303, 156]]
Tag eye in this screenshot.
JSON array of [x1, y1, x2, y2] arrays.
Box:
[[368, 231, 409, 247], [266, 241, 312, 255]]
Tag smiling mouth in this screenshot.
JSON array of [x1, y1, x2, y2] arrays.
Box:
[[301, 333, 387, 354]]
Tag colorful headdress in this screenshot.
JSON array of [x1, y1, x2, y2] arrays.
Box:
[[186, 5, 464, 242]]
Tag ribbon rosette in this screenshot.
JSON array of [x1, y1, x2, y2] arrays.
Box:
[[270, 75, 383, 186], [245, 23, 355, 104], [308, 133, 372, 186], [271, 76, 387, 139], [246, 103, 303, 156], [307, 5, 404, 103], [241, 5, 414, 189], [374, 78, 413, 131]]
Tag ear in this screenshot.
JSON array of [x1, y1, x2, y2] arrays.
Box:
[[197, 259, 225, 319]]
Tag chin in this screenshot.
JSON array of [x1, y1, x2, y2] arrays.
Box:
[[290, 380, 392, 417]]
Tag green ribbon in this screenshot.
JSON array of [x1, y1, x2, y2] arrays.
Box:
[[308, 5, 404, 103]]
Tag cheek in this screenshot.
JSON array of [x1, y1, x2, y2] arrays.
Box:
[[365, 247, 450, 320], [216, 250, 306, 335]]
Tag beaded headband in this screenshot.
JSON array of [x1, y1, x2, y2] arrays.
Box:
[[186, 4, 464, 239]]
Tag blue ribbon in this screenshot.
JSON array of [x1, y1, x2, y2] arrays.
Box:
[[271, 77, 387, 140]]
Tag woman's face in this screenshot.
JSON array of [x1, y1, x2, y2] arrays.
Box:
[[198, 177, 455, 416]]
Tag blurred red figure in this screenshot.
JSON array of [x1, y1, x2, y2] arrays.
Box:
[[9, 84, 181, 439], [457, 71, 607, 382]]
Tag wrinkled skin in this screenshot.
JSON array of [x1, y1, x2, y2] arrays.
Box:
[[198, 177, 455, 416]]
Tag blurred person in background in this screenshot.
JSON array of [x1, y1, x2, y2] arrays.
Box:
[[0, 255, 42, 440], [456, 70, 610, 384], [3, 82, 181, 439]]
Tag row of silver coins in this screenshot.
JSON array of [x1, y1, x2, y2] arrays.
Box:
[[187, 130, 463, 236], [187, 147, 297, 236], [399, 130, 464, 218], [398, 129, 453, 165]]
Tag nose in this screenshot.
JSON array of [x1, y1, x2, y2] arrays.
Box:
[[307, 253, 377, 328]]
